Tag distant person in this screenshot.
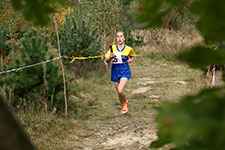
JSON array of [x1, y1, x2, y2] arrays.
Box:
[[105, 31, 136, 114]]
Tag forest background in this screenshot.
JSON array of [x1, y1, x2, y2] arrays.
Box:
[[0, 0, 224, 149]]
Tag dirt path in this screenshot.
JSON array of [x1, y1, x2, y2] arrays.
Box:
[[64, 56, 200, 150]]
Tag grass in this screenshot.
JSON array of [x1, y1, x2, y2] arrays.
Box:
[[10, 28, 225, 149]]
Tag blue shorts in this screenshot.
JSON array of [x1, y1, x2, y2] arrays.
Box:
[[111, 62, 132, 82]]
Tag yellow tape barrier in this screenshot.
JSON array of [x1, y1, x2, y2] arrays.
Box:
[[70, 55, 103, 63]]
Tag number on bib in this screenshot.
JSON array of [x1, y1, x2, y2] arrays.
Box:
[[112, 56, 118, 62], [111, 52, 122, 64]]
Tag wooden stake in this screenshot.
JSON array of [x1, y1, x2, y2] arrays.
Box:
[[43, 63, 48, 114], [54, 17, 68, 117], [206, 65, 211, 77], [211, 64, 216, 87], [1, 52, 3, 72]]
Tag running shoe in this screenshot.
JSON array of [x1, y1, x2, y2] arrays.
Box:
[[120, 102, 129, 114]]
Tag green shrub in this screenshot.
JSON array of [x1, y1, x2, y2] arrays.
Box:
[[51, 5, 102, 75], [151, 88, 225, 149], [3, 30, 66, 112]]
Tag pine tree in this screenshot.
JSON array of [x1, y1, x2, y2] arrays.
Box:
[[51, 5, 102, 68], [3, 30, 65, 112]]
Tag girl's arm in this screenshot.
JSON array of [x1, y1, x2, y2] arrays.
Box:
[[105, 44, 114, 63], [127, 56, 135, 64], [105, 56, 112, 63], [105, 52, 115, 63]]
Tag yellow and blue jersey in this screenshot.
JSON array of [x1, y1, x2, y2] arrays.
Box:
[[105, 44, 136, 63], [105, 44, 136, 82]]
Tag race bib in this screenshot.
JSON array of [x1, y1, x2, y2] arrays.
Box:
[[111, 52, 123, 64]]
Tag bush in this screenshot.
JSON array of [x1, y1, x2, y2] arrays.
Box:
[[51, 5, 102, 75], [151, 88, 225, 149], [3, 30, 66, 112]]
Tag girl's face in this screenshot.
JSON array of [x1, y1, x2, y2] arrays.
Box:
[[116, 32, 125, 45]]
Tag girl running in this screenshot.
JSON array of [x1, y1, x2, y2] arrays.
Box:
[[105, 31, 136, 114]]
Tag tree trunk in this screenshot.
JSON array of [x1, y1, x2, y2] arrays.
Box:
[[103, 28, 106, 52], [103, 8, 106, 53], [206, 65, 211, 76], [0, 96, 35, 150], [54, 17, 68, 117], [51, 88, 55, 104], [11, 39, 15, 56]]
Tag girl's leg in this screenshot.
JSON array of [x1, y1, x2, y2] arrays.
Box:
[[117, 78, 129, 105], [114, 82, 123, 106]]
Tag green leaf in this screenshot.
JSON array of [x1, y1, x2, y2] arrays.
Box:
[[10, 0, 65, 26], [191, 0, 225, 44], [150, 134, 170, 148], [137, 0, 164, 28], [150, 88, 225, 149], [137, 0, 187, 28], [177, 45, 225, 69]]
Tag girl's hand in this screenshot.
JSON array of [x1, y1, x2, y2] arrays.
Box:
[[110, 52, 114, 60], [127, 56, 134, 64], [105, 52, 114, 63]]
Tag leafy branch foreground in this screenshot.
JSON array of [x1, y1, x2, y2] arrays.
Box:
[[138, 0, 225, 149], [152, 88, 225, 149]]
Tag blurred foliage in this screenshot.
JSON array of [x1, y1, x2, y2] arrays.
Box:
[[121, 22, 144, 47], [137, 0, 164, 28], [191, 0, 225, 44], [162, 0, 195, 30], [138, 0, 225, 44], [0, 95, 35, 150], [137, 0, 195, 30], [138, 0, 225, 149], [2, 30, 65, 112], [177, 45, 225, 69], [151, 88, 225, 149], [10, 0, 65, 26]]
